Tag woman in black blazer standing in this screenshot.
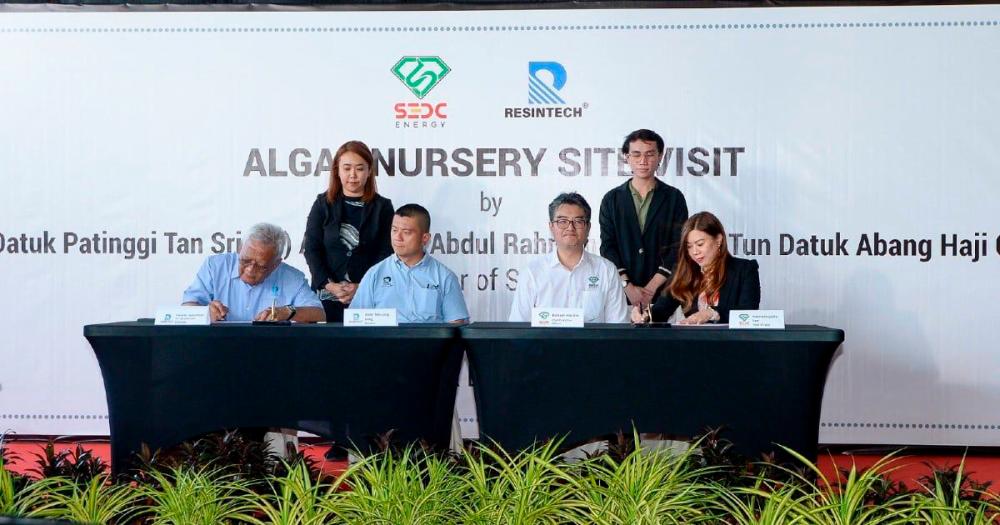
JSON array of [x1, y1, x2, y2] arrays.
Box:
[[304, 140, 394, 322], [633, 211, 760, 324]]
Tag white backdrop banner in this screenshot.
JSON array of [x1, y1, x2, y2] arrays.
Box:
[[1, 5, 999, 446]]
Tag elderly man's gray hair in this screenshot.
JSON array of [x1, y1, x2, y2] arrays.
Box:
[[243, 223, 289, 262]]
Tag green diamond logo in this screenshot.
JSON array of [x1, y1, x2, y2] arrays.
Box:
[[588, 276, 599, 284], [539, 311, 550, 320], [391, 56, 451, 99], [739, 313, 751, 322]]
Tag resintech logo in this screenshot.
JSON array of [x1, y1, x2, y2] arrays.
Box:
[[504, 61, 588, 119]]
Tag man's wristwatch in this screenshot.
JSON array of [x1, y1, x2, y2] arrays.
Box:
[[286, 305, 297, 320]]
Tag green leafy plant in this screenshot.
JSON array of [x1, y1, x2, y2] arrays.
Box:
[[329, 445, 464, 525], [917, 460, 993, 503], [0, 457, 63, 518], [140, 466, 257, 524], [455, 439, 580, 524], [40, 474, 142, 524], [768, 446, 919, 525], [911, 457, 1000, 525], [572, 432, 721, 525], [241, 461, 339, 525], [710, 476, 815, 525]]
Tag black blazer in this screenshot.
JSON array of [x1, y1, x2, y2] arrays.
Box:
[[649, 255, 761, 323], [599, 178, 688, 287], [303, 192, 394, 291]]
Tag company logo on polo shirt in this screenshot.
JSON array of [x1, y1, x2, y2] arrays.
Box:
[[587, 275, 599, 288], [392, 56, 450, 129], [382, 276, 393, 287], [504, 61, 588, 119]]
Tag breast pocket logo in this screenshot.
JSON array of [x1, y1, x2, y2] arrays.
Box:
[[587, 275, 599, 289], [382, 276, 393, 287]]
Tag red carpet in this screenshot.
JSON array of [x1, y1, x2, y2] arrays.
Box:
[[4, 438, 999, 492], [2, 438, 348, 479]]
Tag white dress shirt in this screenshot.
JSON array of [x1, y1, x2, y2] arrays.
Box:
[[508, 249, 629, 323]]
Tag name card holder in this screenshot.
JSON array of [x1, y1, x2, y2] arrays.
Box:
[[154, 306, 211, 326], [344, 309, 398, 327], [531, 307, 585, 328], [729, 310, 785, 330]]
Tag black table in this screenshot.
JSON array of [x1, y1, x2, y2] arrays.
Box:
[[84, 321, 463, 473], [462, 323, 843, 459]]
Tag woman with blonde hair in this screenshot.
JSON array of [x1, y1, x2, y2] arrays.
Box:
[[633, 211, 760, 324]]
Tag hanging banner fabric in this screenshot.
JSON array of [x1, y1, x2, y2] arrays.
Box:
[[1, 5, 998, 446]]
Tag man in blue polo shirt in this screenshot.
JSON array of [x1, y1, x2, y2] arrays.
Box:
[[182, 222, 324, 323], [350, 204, 470, 324]]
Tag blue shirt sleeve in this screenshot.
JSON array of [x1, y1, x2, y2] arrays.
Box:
[[348, 266, 377, 310], [287, 272, 322, 309], [181, 257, 216, 305], [440, 270, 470, 322]]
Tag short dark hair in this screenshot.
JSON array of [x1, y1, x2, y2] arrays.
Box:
[[395, 203, 431, 232], [621, 129, 664, 155], [548, 192, 591, 223]]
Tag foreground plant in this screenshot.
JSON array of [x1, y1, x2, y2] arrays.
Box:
[[772, 446, 919, 525], [573, 434, 721, 525], [711, 475, 814, 525], [911, 457, 1000, 525], [241, 461, 339, 525], [0, 458, 62, 518], [41, 474, 142, 524], [328, 446, 464, 525], [456, 439, 580, 524], [140, 466, 256, 524]]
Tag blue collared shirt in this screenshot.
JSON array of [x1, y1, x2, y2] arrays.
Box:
[[350, 253, 470, 323], [182, 252, 322, 322]]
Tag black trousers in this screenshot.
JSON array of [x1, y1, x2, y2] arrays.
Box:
[[322, 299, 347, 323]]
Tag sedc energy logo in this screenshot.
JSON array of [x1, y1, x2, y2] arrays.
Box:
[[505, 61, 588, 119], [392, 56, 450, 129]]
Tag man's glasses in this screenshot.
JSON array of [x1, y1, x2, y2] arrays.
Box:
[[239, 258, 274, 273], [551, 218, 589, 229], [627, 152, 660, 161]]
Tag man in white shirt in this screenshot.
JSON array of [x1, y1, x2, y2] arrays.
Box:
[[509, 192, 629, 323]]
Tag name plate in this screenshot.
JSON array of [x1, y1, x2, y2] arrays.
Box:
[[531, 307, 585, 328], [344, 309, 398, 327], [729, 310, 785, 330], [154, 306, 210, 326]]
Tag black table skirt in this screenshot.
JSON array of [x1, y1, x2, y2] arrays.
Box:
[[462, 323, 843, 460], [84, 322, 463, 473], [86, 321, 843, 471]]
